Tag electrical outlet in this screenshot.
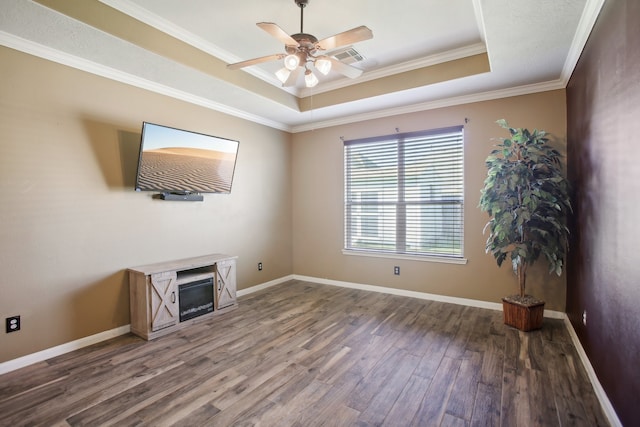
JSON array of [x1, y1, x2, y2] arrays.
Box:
[[582, 310, 587, 326], [394, 266, 400, 275], [258, 262, 263, 271], [6, 316, 20, 333]]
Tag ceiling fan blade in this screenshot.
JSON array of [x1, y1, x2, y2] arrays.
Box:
[[326, 57, 363, 79], [227, 53, 285, 70], [257, 22, 299, 47], [282, 67, 302, 87], [316, 26, 373, 51]]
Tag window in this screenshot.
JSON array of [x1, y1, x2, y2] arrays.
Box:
[[360, 191, 379, 237], [344, 126, 464, 259]]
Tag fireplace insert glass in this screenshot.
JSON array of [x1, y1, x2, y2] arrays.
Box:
[[178, 277, 214, 322]]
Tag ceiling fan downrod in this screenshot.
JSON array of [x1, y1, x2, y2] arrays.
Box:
[[295, 0, 308, 33]]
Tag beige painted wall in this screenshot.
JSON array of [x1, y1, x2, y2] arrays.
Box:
[[0, 47, 292, 362], [0, 43, 569, 364], [291, 90, 567, 311]]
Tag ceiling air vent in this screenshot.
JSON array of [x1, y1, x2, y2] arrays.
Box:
[[332, 47, 364, 64]]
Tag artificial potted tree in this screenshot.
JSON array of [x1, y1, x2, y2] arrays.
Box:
[[479, 120, 572, 331]]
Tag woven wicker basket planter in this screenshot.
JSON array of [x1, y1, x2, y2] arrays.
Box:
[[502, 296, 545, 331]]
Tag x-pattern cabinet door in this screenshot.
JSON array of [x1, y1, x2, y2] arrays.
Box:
[[149, 271, 178, 331], [216, 259, 236, 309]]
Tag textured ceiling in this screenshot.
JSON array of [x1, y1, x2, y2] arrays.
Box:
[[0, 0, 604, 132]]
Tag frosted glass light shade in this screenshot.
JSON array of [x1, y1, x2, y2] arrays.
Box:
[[284, 54, 300, 70], [275, 67, 291, 83], [305, 69, 319, 87], [315, 57, 332, 75]]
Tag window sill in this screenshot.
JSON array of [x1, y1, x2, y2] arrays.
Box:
[[342, 249, 468, 265]]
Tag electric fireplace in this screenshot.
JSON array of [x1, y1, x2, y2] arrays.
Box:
[[178, 277, 214, 322]]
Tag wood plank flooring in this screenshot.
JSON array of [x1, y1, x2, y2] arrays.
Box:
[[0, 280, 610, 426]]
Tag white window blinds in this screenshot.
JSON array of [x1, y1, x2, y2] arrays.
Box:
[[344, 126, 464, 258]]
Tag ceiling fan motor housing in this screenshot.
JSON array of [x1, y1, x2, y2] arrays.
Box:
[[290, 33, 318, 55]]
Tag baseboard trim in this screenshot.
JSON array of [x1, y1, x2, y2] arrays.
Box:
[[237, 275, 295, 297], [292, 274, 566, 319], [0, 325, 130, 375], [1, 273, 614, 427], [293, 275, 618, 424], [563, 316, 622, 427], [294, 274, 503, 310], [0, 275, 295, 375]]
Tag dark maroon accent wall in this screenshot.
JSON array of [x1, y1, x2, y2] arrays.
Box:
[[566, 0, 640, 425]]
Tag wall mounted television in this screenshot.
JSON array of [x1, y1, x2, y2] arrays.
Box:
[[135, 122, 239, 199]]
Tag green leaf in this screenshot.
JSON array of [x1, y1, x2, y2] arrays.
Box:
[[479, 120, 572, 291]]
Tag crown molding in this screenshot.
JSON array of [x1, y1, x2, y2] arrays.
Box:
[[291, 79, 566, 133], [471, 0, 487, 43], [2, 30, 567, 135], [99, 0, 233, 63], [299, 42, 488, 97], [98, 0, 298, 96], [560, 0, 606, 84], [0, 31, 292, 132], [100, 0, 488, 100], [3, 28, 565, 135]]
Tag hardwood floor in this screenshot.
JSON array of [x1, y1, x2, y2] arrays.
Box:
[[0, 280, 609, 426]]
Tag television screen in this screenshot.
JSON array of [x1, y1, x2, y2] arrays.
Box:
[[135, 122, 239, 194]]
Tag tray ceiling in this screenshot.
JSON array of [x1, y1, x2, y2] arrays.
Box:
[[0, 0, 603, 132]]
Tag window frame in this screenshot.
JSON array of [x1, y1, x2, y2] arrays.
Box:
[[343, 126, 467, 264]]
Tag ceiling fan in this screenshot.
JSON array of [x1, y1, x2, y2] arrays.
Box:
[[227, 0, 373, 88]]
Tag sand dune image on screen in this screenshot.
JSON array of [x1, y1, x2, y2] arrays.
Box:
[[137, 147, 236, 193]]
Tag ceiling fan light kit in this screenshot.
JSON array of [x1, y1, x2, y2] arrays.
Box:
[[304, 69, 319, 87], [275, 67, 292, 83], [227, 0, 372, 88], [284, 53, 301, 70], [314, 56, 332, 75]]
